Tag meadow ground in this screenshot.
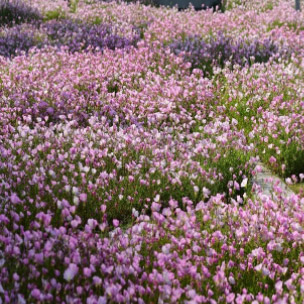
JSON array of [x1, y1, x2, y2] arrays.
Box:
[[1, 0, 304, 303]]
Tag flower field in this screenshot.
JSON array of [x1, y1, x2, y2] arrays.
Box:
[[1, 0, 304, 302]]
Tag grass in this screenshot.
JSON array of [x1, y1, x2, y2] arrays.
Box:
[[267, 20, 304, 33], [289, 183, 304, 195], [213, 71, 304, 180], [43, 7, 66, 21], [69, 0, 79, 13], [0, 123, 255, 231]]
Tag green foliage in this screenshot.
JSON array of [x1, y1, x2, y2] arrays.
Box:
[[263, 1, 274, 11], [43, 7, 66, 21], [214, 72, 304, 179], [107, 78, 121, 94], [69, 0, 79, 13], [136, 22, 148, 39], [289, 183, 304, 195], [258, 132, 304, 178], [223, 0, 244, 11], [90, 16, 102, 25], [267, 20, 304, 33], [206, 147, 253, 201]]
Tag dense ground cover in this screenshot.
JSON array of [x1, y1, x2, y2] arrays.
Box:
[[1, 0, 304, 303]]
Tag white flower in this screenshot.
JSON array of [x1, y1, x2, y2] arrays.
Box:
[[57, 200, 62, 209], [203, 187, 210, 198], [73, 196, 79, 206], [83, 166, 90, 173], [132, 208, 139, 218], [241, 178, 248, 188], [228, 276, 235, 285], [231, 118, 238, 125], [254, 263, 263, 271], [48, 170, 56, 178]]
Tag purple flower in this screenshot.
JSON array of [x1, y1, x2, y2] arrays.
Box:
[[0, 0, 41, 26], [170, 32, 284, 76], [10, 193, 20, 204], [64, 263, 79, 281], [41, 19, 138, 53], [31, 289, 41, 300]]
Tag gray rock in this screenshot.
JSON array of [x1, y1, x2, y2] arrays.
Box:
[[252, 162, 294, 199]]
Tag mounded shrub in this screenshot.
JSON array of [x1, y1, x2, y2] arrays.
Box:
[[0, 0, 41, 26], [0, 24, 43, 58], [42, 19, 139, 53], [0, 19, 140, 58], [170, 32, 283, 76]]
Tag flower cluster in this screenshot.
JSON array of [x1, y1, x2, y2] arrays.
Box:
[[215, 59, 304, 178], [0, 19, 139, 58], [0, 23, 44, 57], [1, 0, 304, 303], [0, 0, 41, 26], [170, 32, 285, 76], [41, 19, 139, 53]]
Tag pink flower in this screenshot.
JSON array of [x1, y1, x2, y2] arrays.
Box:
[[113, 219, 119, 227], [93, 276, 102, 286], [285, 278, 294, 290], [83, 267, 92, 277], [203, 187, 211, 198], [79, 193, 87, 202], [88, 219, 98, 229], [275, 280, 283, 294], [285, 177, 292, 184], [100, 204, 107, 213], [71, 220, 80, 228], [151, 202, 161, 212], [10, 193, 21, 204], [226, 293, 235, 303]]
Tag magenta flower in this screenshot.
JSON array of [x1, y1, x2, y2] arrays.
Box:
[[113, 219, 119, 227]]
